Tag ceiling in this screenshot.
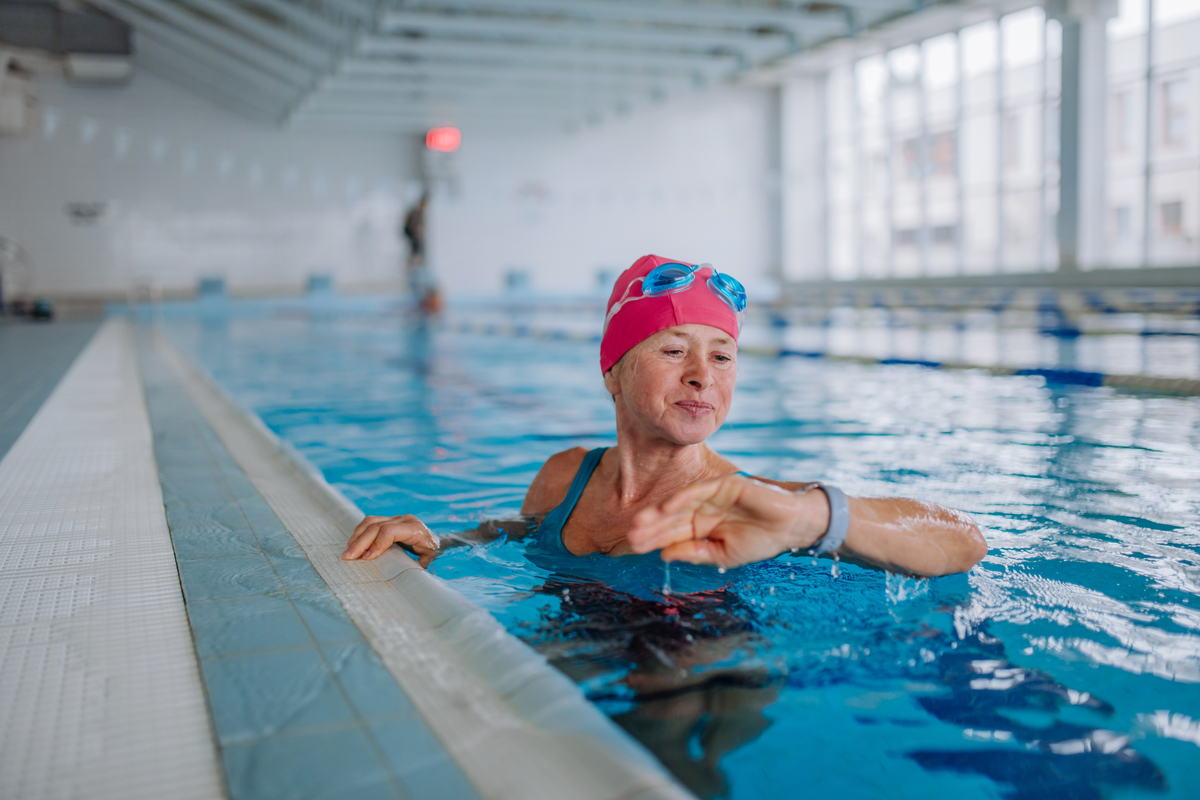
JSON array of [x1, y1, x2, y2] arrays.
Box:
[[84, 0, 923, 133]]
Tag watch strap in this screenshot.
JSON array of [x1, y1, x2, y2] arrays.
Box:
[[808, 481, 850, 555]]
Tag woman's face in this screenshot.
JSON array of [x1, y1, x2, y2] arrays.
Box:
[[605, 324, 738, 446]]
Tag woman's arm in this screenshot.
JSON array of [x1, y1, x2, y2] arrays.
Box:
[[344, 447, 587, 564], [520, 447, 587, 516], [341, 516, 534, 567], [626, 475, 987, 577]]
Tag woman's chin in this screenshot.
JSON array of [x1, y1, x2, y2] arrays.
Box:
[[660, 421, 719, 446]]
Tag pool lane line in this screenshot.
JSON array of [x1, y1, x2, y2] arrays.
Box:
[[0, 319, 224, 800], [136, 329, 475, 800], [150, 327, 697, 800], [446, 321, 1200, 395], [770, 350, 1199, 394]]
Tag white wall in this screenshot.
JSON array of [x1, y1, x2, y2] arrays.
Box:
[[428, 85, 778, 297], [0, 70, 418, 298], [780, 76, 826, 282]]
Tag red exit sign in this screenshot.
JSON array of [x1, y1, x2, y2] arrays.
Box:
[[426, 127, 461, 152]]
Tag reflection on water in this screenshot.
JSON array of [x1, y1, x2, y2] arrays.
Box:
[[164, 303, 1200, 800], [507, 559, 1170, 800], [909, 627, 1166, 800]]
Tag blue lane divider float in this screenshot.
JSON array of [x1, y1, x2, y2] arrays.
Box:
[[450, 320, 1200, 395], [878, 358, 944, 368], [1014, 368, 1105, 387]]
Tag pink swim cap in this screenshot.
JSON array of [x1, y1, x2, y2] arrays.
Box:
[[599, 254, 740, 374]]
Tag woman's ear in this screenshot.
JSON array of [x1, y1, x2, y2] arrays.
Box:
[[603, 367, 621, 398]]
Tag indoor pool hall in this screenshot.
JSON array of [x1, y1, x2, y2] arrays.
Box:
[[2, 1, 1199, 800]]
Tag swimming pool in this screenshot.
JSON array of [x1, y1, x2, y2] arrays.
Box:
[[163, 300, 1200, 800]]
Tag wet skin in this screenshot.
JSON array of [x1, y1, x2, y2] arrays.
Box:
[[343, 324, 988, 577]]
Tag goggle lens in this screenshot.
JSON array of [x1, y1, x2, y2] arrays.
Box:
[[706, 271, 747, 313], [604, 262, 747, 335], [642, 263, 696, 296]]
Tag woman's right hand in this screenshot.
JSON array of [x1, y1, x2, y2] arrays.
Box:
[[342, 514, 440, 562]]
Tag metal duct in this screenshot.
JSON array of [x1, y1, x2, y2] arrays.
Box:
[[0, 1, 131, 56]]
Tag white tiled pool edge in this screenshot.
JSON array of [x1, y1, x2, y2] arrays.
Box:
[[0, 320, 224, 800], [152, 328, 696, 800]]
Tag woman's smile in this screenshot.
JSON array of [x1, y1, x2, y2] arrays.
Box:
[[673, 400, 715, 416]]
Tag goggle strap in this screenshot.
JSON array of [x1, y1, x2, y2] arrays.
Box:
[[602, 276, 645, 334], [604, 264, 746, 334]]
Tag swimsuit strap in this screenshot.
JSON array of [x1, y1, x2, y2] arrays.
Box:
[[535, 452, 748, 552], [536, 447, 608, 552]]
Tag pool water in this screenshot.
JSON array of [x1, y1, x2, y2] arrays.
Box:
[[164, 302, 1200, 800]]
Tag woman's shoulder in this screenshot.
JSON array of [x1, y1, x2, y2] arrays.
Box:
[[735, 474, 813, 493], [711, 451, 808, 493], [520, 447, 593, 517]]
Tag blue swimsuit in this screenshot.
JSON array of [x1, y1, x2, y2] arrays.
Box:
[[535, 447, 751, 555], [536, 447, 608, 555]]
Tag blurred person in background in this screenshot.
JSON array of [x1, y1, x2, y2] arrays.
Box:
[[401, 192, 441, 313]]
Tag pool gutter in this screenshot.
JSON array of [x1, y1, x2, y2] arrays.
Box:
[[151, 328, 696, 800]]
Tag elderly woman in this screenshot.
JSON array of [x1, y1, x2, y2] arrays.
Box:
[[344, 254, 987, 577]]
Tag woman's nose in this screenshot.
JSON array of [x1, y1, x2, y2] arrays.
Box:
[[683, 354, 712, 389]]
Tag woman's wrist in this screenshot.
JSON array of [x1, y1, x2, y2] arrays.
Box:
[[787, 487, 831, 551], [787, 483, 851, 556]]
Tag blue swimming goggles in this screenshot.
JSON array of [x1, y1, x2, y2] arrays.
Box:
[[604, 262, 747, 333]]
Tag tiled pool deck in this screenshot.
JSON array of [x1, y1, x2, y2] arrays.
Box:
[[0, 319, 694, 800], [0, 321, 221, 800]]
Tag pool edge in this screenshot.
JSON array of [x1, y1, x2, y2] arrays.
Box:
[[0, 319, 226, 800], [150, 325, 696, 800]]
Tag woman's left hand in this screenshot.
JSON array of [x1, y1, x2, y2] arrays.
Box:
[[627, 475, 826, 568]]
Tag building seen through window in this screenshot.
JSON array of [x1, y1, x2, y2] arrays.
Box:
[[1112, 89, 1136, 150], [1161, 200, 1184, 235], [823, 0, 1199, 274], [1162, 78, 1188, 145]]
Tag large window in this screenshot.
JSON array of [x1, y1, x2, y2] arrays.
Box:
[[825, 7, 1061, 278], [822, 0, 1200, 276], [1106, 0, 1200, 266]]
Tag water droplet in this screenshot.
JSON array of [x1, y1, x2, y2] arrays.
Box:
[[789, 571, 795, 580], [830, 553, 841, 579], [718, 567, 727, 574], [663, 563, 672, 596], [790, 547, 799, 554]]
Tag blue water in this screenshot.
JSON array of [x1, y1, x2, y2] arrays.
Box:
[[164, 301, 1200, 800]]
